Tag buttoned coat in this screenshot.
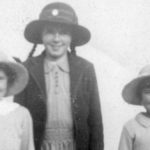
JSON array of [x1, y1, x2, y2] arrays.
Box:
[[14, 51, 104, 150]]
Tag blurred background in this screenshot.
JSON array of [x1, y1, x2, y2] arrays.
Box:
[[0, 0, 150, 149]]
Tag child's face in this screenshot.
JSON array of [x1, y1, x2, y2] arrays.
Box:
[[0, 70, 8, 99], [41, 25, 72, 60], [141, 89, 150, 113]]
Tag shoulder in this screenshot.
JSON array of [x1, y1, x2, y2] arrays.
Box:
[[69, 54, 94, 69], [14, 104, 31, 118], [74, 54, 93, 65], [23, 55, 41, 68], [13, 104, 33, 127], [124, 117, 138, 128], [22, 52, 44, 68], [122, 116, 140, 136]]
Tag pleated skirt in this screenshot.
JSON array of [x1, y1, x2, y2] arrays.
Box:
[[41, 128, 76, 150]]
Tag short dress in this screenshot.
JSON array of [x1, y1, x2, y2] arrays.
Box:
[[0, 99, 34, 150], [42, 58, 75, 150]]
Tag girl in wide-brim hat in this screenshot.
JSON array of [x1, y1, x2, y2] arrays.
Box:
[[17, 2, 104, 150], [0, 52, 34, 150], [24, 2, 91, 58], [119, 65, 150, 150]]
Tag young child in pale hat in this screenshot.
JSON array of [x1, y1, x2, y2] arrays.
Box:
[[119, 65, 150, 150], [0, 52, 34, 150]]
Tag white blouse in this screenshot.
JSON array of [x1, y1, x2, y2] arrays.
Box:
[[0, 99, 34, 150]]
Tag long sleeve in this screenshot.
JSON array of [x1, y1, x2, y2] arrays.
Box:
[[118, 126, 133, 150], [20, 109, 35, 150], [87, 64, 104, 150]]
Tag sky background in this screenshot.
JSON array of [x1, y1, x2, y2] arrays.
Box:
[[0, 0, 150, 149]]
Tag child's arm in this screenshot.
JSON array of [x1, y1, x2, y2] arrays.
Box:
[[20, 109, 35, 150], [118, 126, 133, 150]]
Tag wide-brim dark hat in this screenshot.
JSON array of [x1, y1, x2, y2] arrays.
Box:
[[0, 52, 29, 97], [122, 65, 150, 105], [24, 2, 91, 46]]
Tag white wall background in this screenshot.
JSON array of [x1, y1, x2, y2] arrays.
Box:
[[0, 0, 150, 150]]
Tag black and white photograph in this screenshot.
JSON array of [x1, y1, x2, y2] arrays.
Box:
[[0, 0, 150, 150]]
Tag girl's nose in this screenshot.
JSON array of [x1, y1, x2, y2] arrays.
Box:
[[53, 33, 61, 41]]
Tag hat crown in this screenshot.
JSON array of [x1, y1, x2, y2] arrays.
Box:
[[39, 2, 78, 25], [139, 65, 150, 77]]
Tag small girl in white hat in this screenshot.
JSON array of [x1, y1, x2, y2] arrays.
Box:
[[119, 65, 150, 150], [0, 52, 34, 150]]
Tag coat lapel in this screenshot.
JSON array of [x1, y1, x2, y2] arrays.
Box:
[[26, 52, 83, 101], [68, 53, 84, 100], [26, 53, 47, 100]]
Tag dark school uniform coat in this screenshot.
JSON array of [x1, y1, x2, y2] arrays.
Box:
[[14, 51, 104, 150]]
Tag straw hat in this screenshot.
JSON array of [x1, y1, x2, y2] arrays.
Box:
[[122, 65, 150, 105], [24, 2, 91, 46], [0, 52, 29, 97]]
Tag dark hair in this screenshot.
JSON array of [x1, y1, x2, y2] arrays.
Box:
[[0, 63, 16, 87]]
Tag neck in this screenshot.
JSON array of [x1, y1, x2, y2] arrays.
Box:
[[45, 53, 68, 62]]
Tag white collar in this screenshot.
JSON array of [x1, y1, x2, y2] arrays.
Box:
[[0, 96, 19, 116], [136, 112, 150, 128], [44, 54, 69, 73]]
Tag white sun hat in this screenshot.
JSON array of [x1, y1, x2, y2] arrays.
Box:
[[0, 52, 29, 96], [122, 65, 150, 105]]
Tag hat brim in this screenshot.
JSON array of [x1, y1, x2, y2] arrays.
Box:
[[122, 75, 150, 105], [0, 62, 29, 97], [24, 20, 91, 46]]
